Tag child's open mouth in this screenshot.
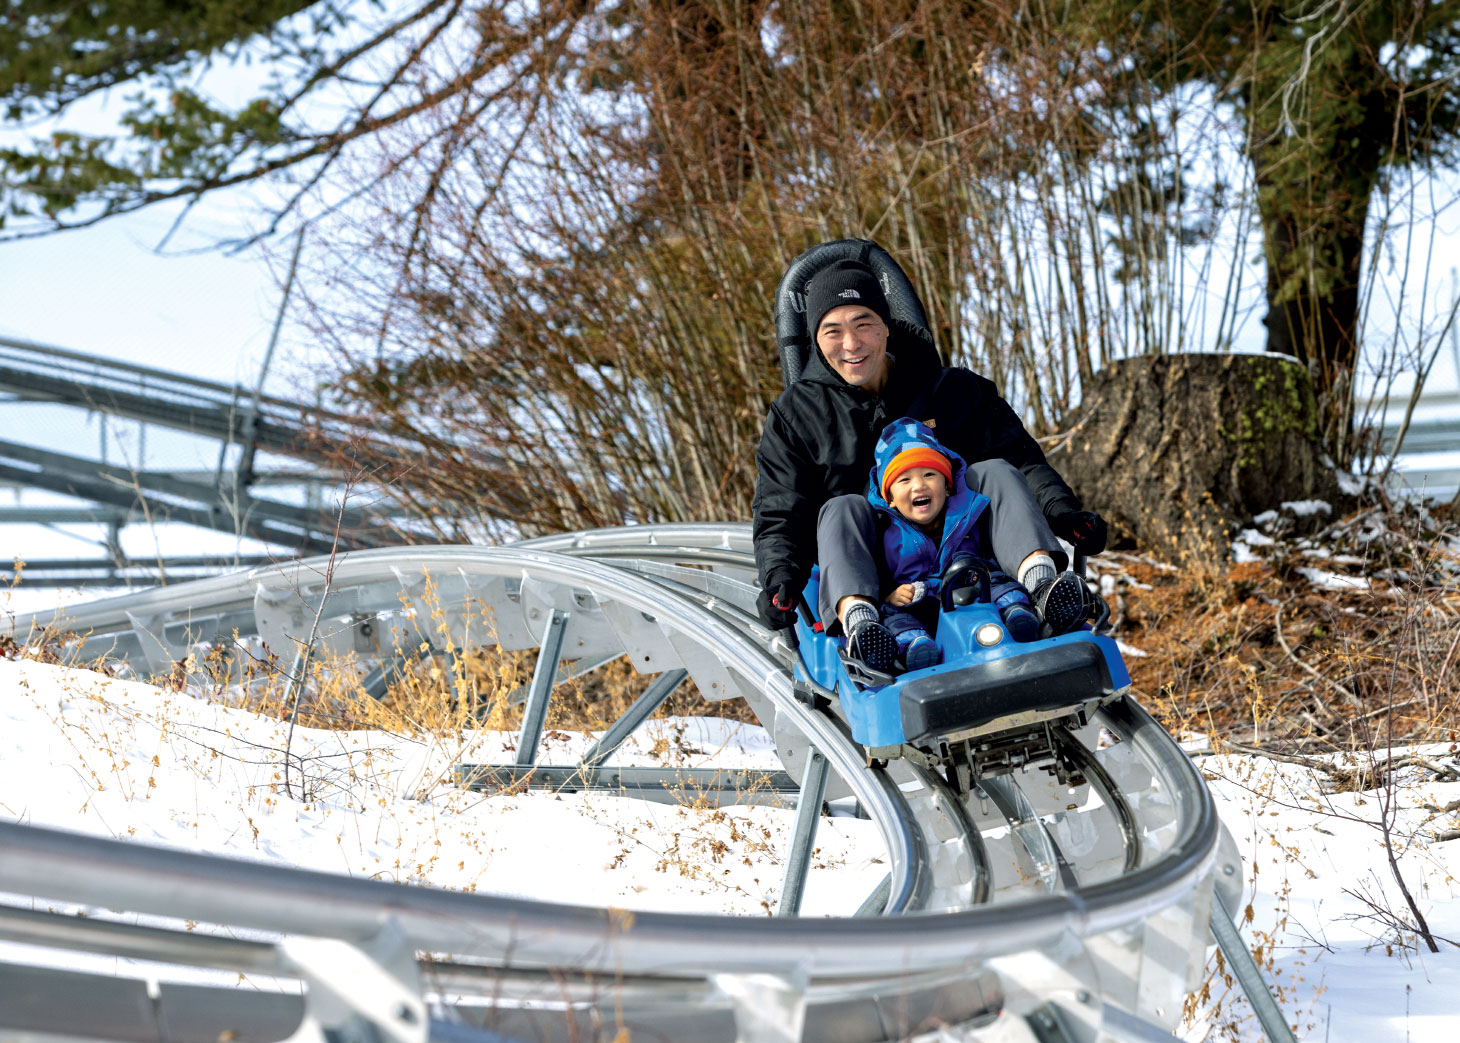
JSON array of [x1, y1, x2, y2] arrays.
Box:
[[911, 494, 932, 511]]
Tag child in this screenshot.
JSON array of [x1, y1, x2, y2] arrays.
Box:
[[863, 419, 1073, 671]]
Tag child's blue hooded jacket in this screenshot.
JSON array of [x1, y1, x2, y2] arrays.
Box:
[[867, 418, 991, 602]]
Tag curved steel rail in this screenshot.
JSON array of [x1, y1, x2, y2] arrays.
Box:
[[2, 528, 1233, 1041]]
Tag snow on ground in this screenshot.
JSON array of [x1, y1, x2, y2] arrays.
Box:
[[1191, 748, 1460, 1041], [0, 656, 884, 920], [2, 655, 1459, 1040], [1293, 566, 1373, 592]]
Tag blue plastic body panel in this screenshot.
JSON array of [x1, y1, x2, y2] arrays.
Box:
[[793, 568, 1131, 748]]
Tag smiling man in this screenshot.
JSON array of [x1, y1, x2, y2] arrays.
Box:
[[752, 257, 1107, 671], [813, 294, 890, 390]]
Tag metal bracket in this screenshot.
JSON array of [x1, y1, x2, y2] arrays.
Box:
[[712, 971, 809, 1043], [124, 611, 179, 677], [281, 920, 425, 1043]]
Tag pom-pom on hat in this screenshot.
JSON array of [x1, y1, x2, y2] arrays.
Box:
[[804, 259, 892, 338], [880, 445, 953, 501]]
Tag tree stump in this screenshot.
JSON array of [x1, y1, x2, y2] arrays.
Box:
[[1046, 353, 1339, 556]]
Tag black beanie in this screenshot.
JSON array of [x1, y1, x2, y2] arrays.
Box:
[[803, 259, 892, 338]]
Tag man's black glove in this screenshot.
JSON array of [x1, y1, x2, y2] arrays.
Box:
[[1050, 509, 1108, 555], [756, 569, 801, 630]]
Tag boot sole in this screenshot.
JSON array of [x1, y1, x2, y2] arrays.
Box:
[[849, 621, 898, 674], [1038, 573, 1088, 636]]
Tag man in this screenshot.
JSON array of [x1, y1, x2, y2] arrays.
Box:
[[752, 257, 1106, 670]]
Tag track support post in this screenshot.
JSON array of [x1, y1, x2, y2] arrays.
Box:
[[776, 747, 828, 917], [854, 874, 892, 917], [516, 610, 569, 768], [1211, 890, 1297, 1043], [581, 668, 689, 769]]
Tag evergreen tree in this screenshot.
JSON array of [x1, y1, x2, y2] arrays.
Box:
[[0, 0, 590, 242]]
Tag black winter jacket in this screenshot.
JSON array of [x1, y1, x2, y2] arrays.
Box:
[[752, 334, 1082, 587]]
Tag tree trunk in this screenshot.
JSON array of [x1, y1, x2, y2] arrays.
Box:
[[1253, 141, 1379, 460], [1244, 28, 1392, 461], [1047, 354, 1339, 557]]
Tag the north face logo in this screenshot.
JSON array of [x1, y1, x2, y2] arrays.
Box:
[[838, 289, 860, 299]]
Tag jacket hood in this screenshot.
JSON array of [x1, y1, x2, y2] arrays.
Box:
[[867, 418, 969, 513]]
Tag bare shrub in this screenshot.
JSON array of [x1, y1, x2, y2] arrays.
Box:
[[288, 1, 1233, 537]]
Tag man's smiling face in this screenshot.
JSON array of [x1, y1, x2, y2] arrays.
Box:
[[815, 304, 890, 392]]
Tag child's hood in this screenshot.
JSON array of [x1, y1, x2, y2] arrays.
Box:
[[867, 417, 970, 511]]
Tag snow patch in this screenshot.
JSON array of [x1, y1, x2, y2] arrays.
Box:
[[1297, 566, 1371, 591], [1232, 528, 1274, 564], [0, 658, 884, 926], [1281, 499, 1332, 517], [1336, 469, 1376, 498], [1197, 748, 1460, 1041]]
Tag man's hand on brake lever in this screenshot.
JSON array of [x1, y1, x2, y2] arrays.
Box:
[[756, 570, 801, 630], [1050, 509, 1108, 556]]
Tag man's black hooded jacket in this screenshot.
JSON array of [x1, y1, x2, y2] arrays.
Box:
[[752, 332, 1082, 588]]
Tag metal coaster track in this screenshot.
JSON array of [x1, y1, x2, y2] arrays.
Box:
[[0, 335, 392, 467], [1, 525, 1287, 1043], [0, 336, 445, 570]]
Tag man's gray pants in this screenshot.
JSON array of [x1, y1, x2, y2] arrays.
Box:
[[816, 459, 1065, 632]]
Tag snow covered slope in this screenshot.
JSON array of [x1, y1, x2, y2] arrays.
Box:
[[2, 653, 1456, 1040]]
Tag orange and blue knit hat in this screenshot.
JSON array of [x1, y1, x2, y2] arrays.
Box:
[[879, 444, 953, 500]]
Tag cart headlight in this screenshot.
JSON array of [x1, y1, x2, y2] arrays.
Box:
[[974, 623, 1004, 647]]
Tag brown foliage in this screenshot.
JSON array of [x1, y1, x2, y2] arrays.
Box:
[[298, 1, 1223, 538], [1119, 504, 1460, 748]]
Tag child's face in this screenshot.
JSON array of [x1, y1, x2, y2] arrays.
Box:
[[889, 467, 949, 525]]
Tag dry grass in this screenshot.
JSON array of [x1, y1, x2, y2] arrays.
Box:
[[1108, 501, 1460, 750], [178, 637, 760, 745], [3, 586, 758, 756]]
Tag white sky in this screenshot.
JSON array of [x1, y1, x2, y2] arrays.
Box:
[[0, 209, 288, 386], [0, 202, 317, 609]]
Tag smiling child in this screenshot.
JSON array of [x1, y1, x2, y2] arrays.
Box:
[[862, 418, 1047, 670]]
